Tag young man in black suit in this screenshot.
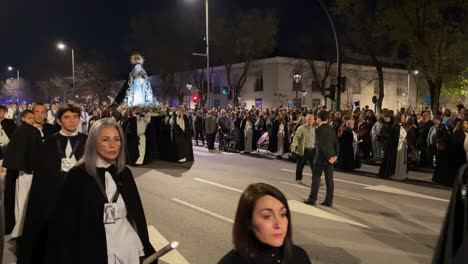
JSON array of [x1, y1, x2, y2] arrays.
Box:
[[304, 110, 339, 207], [32, 103, 59, 141]]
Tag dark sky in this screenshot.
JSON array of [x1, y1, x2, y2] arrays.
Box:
[[0, 0, 336, 81]]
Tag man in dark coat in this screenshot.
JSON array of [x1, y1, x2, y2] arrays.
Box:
[[337, 120, 360, 171], [17, 104, 87, 264], [304, 110, 339, 207], [432, 164, 468, 264], [3, 110, 41, 234], [171, 105, 194, 163], [378, 121, 399, 178]]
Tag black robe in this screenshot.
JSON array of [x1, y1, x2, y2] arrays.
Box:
[[432, 164, 468, 264], [219, 244, 311, 264], [3, 123, 42, 234], [41, 123, 60, 141], [159, 114, 176, 162], [337, 128, 360, 171], [123, 116, 139, 165], [17, 132, 87, 264], [51, 165, 156, 264], [378, 124, 399, 178], [172, 114, 194, 162], [0, 118, 17, 159]]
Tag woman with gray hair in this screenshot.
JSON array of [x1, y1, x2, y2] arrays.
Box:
[[52, 118, 156, 264]]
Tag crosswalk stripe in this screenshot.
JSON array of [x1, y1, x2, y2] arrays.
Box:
[[171, 198, 234, 224], [147, 225, 190, 264], [288, 200, 370, 228], [192, 150, 212, 156], [193, 178, 243, 193], [280, 181, 362, 201], [365, 185, 449, 202], [281, 169, 371, 187]]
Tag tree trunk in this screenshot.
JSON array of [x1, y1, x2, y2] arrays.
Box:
[[369, 52, 384, 114], [427, 78, 442, 114]]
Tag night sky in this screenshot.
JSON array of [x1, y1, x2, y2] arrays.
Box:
[[0, 0, 336, 81]]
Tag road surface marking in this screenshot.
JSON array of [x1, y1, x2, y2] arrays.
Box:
[[364, 185, 449, 202], [193, 147, 235, 155], [288, 200, 370, 228], [171, 198, 234, 224], [193, 178, 243, 193], [281, 169, 371, 187], [418, 176, 433, 180], [147, 225, 190, 264], [280, 181, 362, 201], [192, 150, 212, 156]]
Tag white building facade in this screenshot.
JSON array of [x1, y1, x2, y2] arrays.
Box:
[[165, 56, 418, 111]]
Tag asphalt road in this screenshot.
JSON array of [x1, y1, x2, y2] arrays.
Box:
[[132, 145, 451, 264], [2, 145, 451, 264]]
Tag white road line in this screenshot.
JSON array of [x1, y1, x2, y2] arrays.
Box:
[[418, 176, 433, 180], [171, 198, 234, 224], [147, 225, 190, 264], [280, 181, 363, 201], [365, 185, 449, 202], [288, 200, 370, 228], [192, 150, 212, 157], [193, 178, 243, 193], [281, 169, 371, 187], [193, 147, 235, 155]]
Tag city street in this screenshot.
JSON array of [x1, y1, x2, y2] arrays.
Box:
[[2, 145, 451, 264], [132, 145, 450, 264]]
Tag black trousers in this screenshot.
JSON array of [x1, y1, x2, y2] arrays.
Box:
[[206, 133, 216, 150], [218, 129, 230, 150], [296, 148, 315, 181], [309, 163, 334, 204], [195, 129, 204, 145], [4, 169, 18, 234]]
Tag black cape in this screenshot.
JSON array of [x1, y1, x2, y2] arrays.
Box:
[[378, 124, 399, 178], [337, 128, 360, 171], [123, 116, 140, 165], [51, 165, 156, 264], [433, 164, 468, 264], [17, 132, 87, 264], [3, 123, 42, 172], [172, 114, 194, 162]]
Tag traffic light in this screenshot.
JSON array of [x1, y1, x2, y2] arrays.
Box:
[[328, 85, 336, 101], [192, 95, 198, 103], [222, 87, 229, 95], [338, 76, 347, 92]]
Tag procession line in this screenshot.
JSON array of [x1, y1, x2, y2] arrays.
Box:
[[171, 198, 234, 224]]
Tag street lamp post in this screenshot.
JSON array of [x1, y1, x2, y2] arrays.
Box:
[[187, 0, 210, 108], [8, 66, 20, 103], [57, 42, 76, 102], [302, 90, 307, 107], [186, 83, 193, 109], [407, 70, 419, 108], [293, 73, 302, 108]]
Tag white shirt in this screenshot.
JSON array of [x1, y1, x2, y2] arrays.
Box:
[[136, 113, 152, 134], [96, 159, 144, 264], [47, 109, 56, 124]]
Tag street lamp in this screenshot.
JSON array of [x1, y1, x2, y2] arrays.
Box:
[[8, 66, 20, 103], [186, 83, 193, 109], [186, 0, 210, 108], [302, 90, 307, 106], [57, 41, 75, 102], [293, 72, 302, 104], [407, 70, 419, 107]]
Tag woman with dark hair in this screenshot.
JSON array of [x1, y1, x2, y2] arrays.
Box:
[[269, 113, 290, 158], [357, 114, 372, 160], [52, 118, 156, 263], [443, 115, 468, 187], [405, 116, 419, 167], [379, 112, 407, 180], [240, 111, 254, 153], [219, 183, 311, 264]]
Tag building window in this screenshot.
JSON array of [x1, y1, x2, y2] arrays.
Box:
[[397, 78, 406, 96], [254, 76, 263, 92], [312, 99, 321, 108], [255, 98, 263, 108]]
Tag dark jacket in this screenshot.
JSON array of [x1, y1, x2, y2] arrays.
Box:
[[3, 123, 41, 173], [1, 118, 17, 139], [219, 244, 311, 264], [18, 132, 87, 264], [314, 123, 339, 166], [52, 165, 156, 264]]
